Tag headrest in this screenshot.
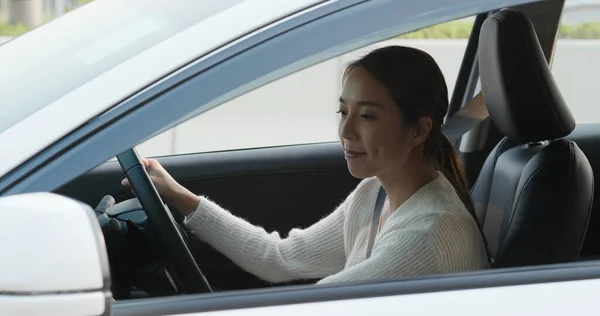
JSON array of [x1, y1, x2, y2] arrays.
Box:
[[478, 10, 575, 142]]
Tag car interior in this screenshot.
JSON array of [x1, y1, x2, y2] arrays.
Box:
[[51, 0, 600, 301], [471, 9, 593, 268]]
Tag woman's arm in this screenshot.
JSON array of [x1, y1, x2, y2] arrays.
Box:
[[121, 157, 351, 283], [183, 196, 349, 283]]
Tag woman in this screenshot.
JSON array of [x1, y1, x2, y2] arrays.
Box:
[[123, 46, 490, 285]]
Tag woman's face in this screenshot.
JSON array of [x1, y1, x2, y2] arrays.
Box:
[[338, 66, 429, 179]]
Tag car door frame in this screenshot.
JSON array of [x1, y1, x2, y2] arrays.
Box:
[[0, 0, 546, 195]]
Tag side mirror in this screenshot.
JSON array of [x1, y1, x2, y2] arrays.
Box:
[[0, 192, 112, 316]]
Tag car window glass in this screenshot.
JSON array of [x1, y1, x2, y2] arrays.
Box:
[[551, 0, 600, 123], [136, 16, 476, 158]]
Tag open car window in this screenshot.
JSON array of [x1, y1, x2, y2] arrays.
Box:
[[135, 17, 477, 158]]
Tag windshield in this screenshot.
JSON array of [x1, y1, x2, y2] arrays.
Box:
[[0, 0, 243, 134]]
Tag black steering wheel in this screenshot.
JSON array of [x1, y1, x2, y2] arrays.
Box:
[[117, 148, 212, 294]]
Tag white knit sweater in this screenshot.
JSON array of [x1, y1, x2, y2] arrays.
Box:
[[184, 172, 489, 285]]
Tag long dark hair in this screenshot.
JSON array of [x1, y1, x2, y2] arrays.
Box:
[[343, 46, 484, 246]]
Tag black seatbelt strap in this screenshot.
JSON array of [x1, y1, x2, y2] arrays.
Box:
[[366, 187, 387, 259]]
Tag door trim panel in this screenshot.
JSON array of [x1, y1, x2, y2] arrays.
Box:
[[113, 261, 600, 316], [56, 141, 352, 206]]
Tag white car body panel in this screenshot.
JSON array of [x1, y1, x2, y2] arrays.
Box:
[[0, 192, 103, 292], [0, 293, 106, 316], [174, 278, 600, 315], [0, 0, 327, 179], [0, 192, 109, 316]]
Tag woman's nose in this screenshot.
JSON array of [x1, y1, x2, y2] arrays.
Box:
[[339, 116, 357, 140]]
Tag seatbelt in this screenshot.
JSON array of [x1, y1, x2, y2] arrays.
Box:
[[364, 92, 489, 260], [442, 91, 489, 142], [366, 187, 387, 259]]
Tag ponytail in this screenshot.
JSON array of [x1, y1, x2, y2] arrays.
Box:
[[435, 135, 474, 216], [435, 135, 491, 261]]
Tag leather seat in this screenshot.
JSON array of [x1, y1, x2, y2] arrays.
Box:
[[472, 9, 594, 268]]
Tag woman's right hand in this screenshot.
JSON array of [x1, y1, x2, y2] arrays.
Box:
[[121, 158, 200, 216]]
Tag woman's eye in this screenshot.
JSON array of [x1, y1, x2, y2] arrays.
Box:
[[336, 109, 347, 117], [360, 113, 376, 120]]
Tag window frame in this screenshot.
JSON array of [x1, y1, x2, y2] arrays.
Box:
[[135, 12, 485, 158], [0, 0, 542, 195]]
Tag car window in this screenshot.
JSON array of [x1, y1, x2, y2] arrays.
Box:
[[551, 0, 600, 124], [132, 16, 476, 157]]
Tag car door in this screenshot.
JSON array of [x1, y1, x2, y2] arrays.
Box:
[[55, 3, 493, 292], [58, 144, 360, 290], [113, 264, 600, 316]]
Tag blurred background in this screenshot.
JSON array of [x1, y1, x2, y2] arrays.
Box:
[[0, 0, 91, 34]]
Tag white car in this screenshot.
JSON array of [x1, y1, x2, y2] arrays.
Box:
[[1, 0, 600, 315]]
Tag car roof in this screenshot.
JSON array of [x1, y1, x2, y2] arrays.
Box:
[[0, 0, 326, 178]]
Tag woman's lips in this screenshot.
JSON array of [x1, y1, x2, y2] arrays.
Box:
[[344, 150, 366, 158]]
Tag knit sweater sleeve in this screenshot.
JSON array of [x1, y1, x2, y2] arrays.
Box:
[[183, 195, 351, 283], [317, 228, 439, 285]]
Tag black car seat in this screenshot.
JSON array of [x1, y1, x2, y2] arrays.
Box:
[[471, 9, 594, 268]]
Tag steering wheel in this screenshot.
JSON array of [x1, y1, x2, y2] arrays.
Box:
[[117, 148, 212, 294]]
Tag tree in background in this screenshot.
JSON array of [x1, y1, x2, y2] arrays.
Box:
[[2, 3, 600, 39], [0, 0, 93, 36]]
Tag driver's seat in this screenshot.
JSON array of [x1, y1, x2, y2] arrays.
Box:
[[472, 10, 594, 268]]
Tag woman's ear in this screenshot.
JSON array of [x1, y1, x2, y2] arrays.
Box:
[[411, 116, 433, 147]]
